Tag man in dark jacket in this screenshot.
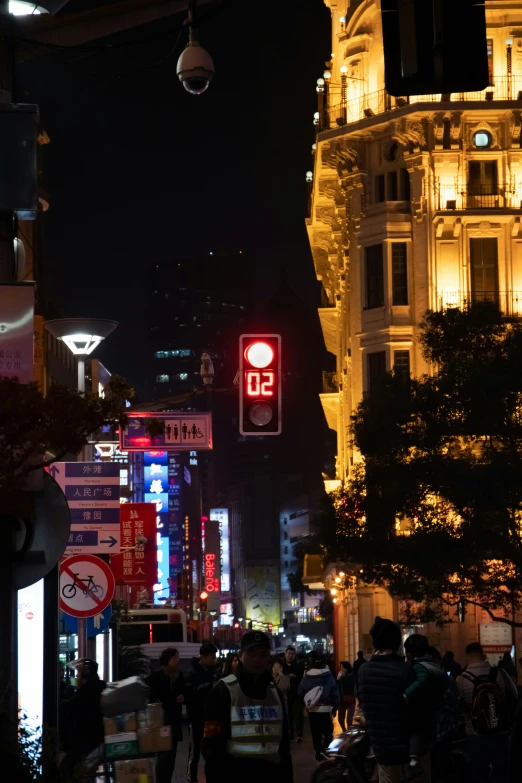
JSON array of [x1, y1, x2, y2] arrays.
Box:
[[145, 647, 185, 783], [59, 658, 106, 781], [282, 645, 304, 741], [357, 617, 414, 783], [202, 631, 293, 783], [185, 642, 219, 783]]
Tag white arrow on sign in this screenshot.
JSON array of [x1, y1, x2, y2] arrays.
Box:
[[94, 613, 103, 629], [129, 419, 141, 430]]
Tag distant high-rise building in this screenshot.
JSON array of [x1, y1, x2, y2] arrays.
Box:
[[146, 251, 254, 400]]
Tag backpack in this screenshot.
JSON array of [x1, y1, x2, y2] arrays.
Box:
[[304, 685, 324, 709], [462, 667, 510, 735]]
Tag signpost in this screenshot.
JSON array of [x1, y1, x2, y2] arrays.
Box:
[[60, 555, 115, 619], [120, 412, 212, 452], [61, 605, 112, 638], [51, 462, 121, 555]]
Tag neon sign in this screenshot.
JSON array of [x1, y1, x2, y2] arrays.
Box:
[[205, 553, 219, 593]]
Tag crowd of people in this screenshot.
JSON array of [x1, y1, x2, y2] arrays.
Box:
[[57, 622, 522, 783]]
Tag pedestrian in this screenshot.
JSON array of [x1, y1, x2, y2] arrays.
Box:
[[145, 647, 185, 783], [441, 651, 462, 680], [298, 651, 340, 761], [185, 642, 220, 783], [403, 634, 447, 782], [282, 645, 305, 742], [222, 652, 239, 678], [272, 658, 291, 694], [498, 652, 517, 682], [456, 641, 518, 783], [427, 647, 461, 783], [202, 630, 293, 783], [337, 661, 356, 731], [357, 617, 414, 783], [353, 650, 366, 678], [59, 658, 106, 781]]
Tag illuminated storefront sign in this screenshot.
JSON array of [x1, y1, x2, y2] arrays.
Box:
[[18, 579, 44, 733], [203, 516, 221, 612], [211, 508, 230, 593], [154, 533, 170, 604]]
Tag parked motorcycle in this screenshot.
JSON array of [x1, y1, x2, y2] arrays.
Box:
[[310, 727, 377, 783]]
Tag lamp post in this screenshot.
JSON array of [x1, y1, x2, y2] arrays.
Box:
[[44, 317, 118, 659]]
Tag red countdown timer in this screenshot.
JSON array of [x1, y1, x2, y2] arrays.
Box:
[[239, 334, 282, 436]]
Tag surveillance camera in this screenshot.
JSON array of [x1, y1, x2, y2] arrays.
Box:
[[176, 41, 214, 95]]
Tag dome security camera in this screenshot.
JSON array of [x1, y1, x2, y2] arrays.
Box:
[[176, 40, 214, 95]]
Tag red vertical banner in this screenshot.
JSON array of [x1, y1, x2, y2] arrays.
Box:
[[111, 503, 157, 605]]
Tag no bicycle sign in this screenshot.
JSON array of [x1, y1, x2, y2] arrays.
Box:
[[59, 554, 115, 619]]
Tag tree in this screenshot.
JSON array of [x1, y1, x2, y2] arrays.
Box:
[[0, 375, 133, 502], [329, 302, 522, 627]]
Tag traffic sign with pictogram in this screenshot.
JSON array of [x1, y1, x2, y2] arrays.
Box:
[[61, 605, 112, 638], [59, 554, 115, 619]]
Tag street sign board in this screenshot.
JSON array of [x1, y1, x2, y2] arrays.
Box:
[[60, 554, 115, 619], [61, 605, 112, 638], [120, 412, 212, 452], [51, 462, 121, 555]]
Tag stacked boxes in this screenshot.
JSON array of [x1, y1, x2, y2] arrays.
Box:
[[137, 703, 172, 753], [114, 758, 156, 782], [104, 703, 171, 760]]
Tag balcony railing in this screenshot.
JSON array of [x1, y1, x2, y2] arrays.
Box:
[[437, 291, 522, 317], [320, 75, 522, 131], [322, 371, 339, 394], [436, 183, 522, 211]]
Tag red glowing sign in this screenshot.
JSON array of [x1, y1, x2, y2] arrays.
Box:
[[246, 370, 275, 397], [205, 553, 219, 593]]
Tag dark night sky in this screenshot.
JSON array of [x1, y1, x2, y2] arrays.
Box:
[[17, 0, 331, 395]]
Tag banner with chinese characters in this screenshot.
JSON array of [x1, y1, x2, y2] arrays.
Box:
[[0, 283, 35, 384], [112, 503, 157, 604]]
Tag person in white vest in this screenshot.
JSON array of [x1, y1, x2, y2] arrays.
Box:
[[202, 630, 293, 783]]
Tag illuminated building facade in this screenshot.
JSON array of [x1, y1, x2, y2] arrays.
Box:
[[308, 0, 522, 661]]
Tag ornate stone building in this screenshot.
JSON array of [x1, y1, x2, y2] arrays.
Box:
[[307, 0, 522, 662]]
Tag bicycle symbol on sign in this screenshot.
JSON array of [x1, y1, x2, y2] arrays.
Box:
[[61, 573, 105, 600]]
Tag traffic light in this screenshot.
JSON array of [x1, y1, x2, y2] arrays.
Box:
[[239, 334, 282, 436], [200, 590, 208, 612], [381, 0, 488, 95]]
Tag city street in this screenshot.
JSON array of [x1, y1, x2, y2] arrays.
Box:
[[169, 727, 318, 783]]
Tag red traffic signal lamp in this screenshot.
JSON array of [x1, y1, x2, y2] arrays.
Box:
[[239, 334, 282, 436], [200, 590, 208, 612]]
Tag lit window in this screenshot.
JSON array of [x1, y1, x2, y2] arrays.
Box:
[[156, 374, 169, 383], [473, 130, 492, 148], [178, 373, 188, 380], [120, 469, 129, 486]]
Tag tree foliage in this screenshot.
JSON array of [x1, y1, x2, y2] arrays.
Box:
[[329, 302, 522, 626], [0, 375, 133, 503]]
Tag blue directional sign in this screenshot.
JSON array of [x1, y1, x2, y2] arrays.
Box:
[[61, 605, 112, 638], [51, 462, 121, 555]]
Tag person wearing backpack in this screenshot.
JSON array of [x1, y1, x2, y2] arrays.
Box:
[[457, 641, 518, 783], [298, 652, 340, 761], [403, 634, 448, 783]]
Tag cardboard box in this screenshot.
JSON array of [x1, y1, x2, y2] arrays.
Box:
[[114, 758, 156, 783], [104, 712, 138, 735], [137, 725, 172, 754], [104, 732, 139, 759], [138, 703, 164, 729]]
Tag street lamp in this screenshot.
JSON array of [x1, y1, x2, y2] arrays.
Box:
[[44, 317, 118, 393], [8, 0, 69, 12], [43, 317, 117, 660]]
